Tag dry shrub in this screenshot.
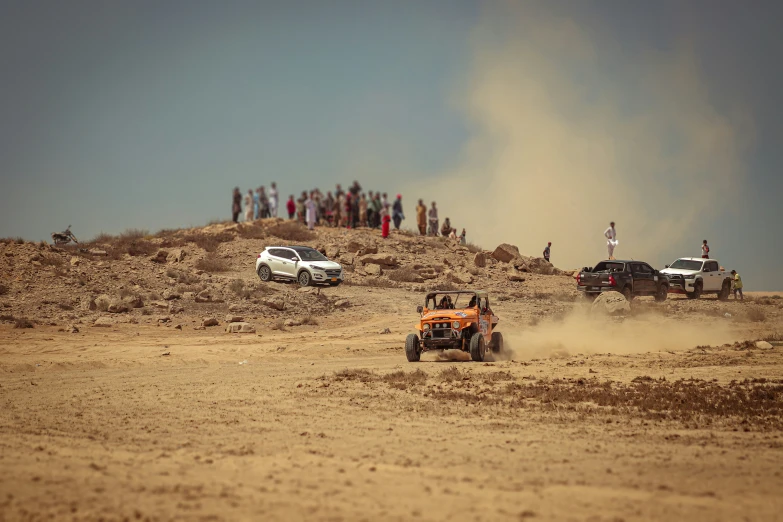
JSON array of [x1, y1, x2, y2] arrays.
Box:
[[14, 237, 24, 245], [140, 308, 153, 316], [195, 254, 230, 273], [89, 232, 115, 244], [166, 269, 200, 285], [438, 366, 467, 382], [39, 255, 65, 267], [300, 315, 319, 326], [435, 281, 460, 292], [228, 279, 253, 298], [125, 240, 157, 257], [183, 232, 234, 252], [267, 222, 315, 242], [746, 307, 767, 323], [58, 302, 74, 311], [554, 291, 576, 302], [120, 228, 149, 240], [270, 319, 286, 331], [237, 224, 266, 239], [388, 270, 423, 283], [533, 291, 552, 300], [0, 314, 15, 322], [14, 317, 34, 329], [478, 370, 515, 383], [382, 369, 428, 386], [465, 242, 482, 254], [333, 368, 376, 383], [0, 284, 8, 296], [343, 277, 398, 289]]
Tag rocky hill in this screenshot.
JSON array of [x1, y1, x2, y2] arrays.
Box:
[[0, 219, 575, 331]]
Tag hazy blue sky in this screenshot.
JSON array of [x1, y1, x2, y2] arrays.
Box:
[[1, 1, 781, 290]]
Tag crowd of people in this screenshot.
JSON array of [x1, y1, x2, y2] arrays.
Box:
[[231, 181, 468, 243]]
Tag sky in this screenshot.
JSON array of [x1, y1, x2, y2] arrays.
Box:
[[1, 1, 781, 290]]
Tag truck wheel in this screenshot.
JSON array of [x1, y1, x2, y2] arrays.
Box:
[[621, 286, 633, 301], [655, 285, 668, 302], [405, 334, 420, 362], [490, 331, 504, 353], [469, 332, 485, 362], [687, 281, 702, 300], [298, 270, 312, 287], [257, 264, 272, 282], [718, 280, 730, 301]]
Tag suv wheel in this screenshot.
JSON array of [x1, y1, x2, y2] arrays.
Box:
[[405, 334, 420, 362], [469, 332, 485, 362], [490, 331, 504, 353], [687, 281, 702, 300], [298, 270, 312, 287], [257, 264, 272, 282], [655, 285, 668, 302]]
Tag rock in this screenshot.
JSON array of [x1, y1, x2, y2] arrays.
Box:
[[202, 317, 219, 327], [338, 253, 355, 266], [151, 300, 169, 309], [193, 326, 206, 331], [89, 249, 108, 256], [492, 243, 522, 263], [166, 249, 185, 263], [175, 324, 182, 330], [122, 295, 144, 308], [228, 304, 243, 312], [163, 289, 181, 301], [508, 268, 526, 282], [107, 301, 130, 313], [92, 317, 114, 328], [264, 298, 286, 311], [195, 290, 212, 303], [756, 341, 773, 349], [70, 256, 81, 267], [225, 314, 244, 323], [94, 294, 112, 311], [150, 250, 168, 264], [298, 287, 316, 294], [379, 328, 392, 335], [325, 245, 341, 258], [68, 324, 79, 333], [591, 292, 631, 316], [168, 302, 184, 314], [527, 257, 554, 275], [359, 254, 397, 267], [357, 245, 379, 256], [81, 296, 97, 311], [450, 272, 473, 285], [225, 322, 256, 334], [284, 318, 298, 328], [158, 316, 171, 323], [473, 252, 487, 268], [365, 263, 383, 276], [334, 299, 350, 308]]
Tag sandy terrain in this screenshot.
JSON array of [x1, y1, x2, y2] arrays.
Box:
[[2, 281, 782, 522]]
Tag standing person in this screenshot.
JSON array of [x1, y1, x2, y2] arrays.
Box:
[[286, 195, 296, 219], [381, 192, 389, 210], [335, 184, 344, 199], [459, 229, 467, 246], [392, 194, 405, 230], [296, 193, 306, 224], [428, 202, 439, 236], [244, 189, 254, 222], [371, 193, 382, 228], [332, 193, 342, 228], [731, 270, 743, 300], [366, 191, 375, 227], [324, 191, 335, 226], [701, 239, 710, 259], [604, 221, 617, 259], [232, 187, 242, 223], [448, 227, 457, 241], [344, 193, 353, 229], [351, 192, 360, 229], [254, 187, 262, 219], [305, 192, 317, 230], [416, 199, 427, 235], [268, 182, 279, 218], [381, 204, 391, 239], [359, 194, 368, 227], [441, 217, 452, 238], [257, 187, 269, 218], [543, 242, 551, 262]]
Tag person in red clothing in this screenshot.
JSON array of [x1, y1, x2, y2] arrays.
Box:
[[286, 195, 296, 219], [381, 203, 391, 239], [344, 193, 353, 229]]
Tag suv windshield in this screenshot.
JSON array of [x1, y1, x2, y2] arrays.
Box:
[[425, 293, 477, 310], [593, 262, 626, 272], [668, 259, 703, 271], [295, 248, 328, 262]]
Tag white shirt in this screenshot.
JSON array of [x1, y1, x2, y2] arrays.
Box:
[[701, 244, 709, 256], [604, 226, 616, 241]]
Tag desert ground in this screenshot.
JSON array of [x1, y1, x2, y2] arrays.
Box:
[[1, 222, 782, 521]]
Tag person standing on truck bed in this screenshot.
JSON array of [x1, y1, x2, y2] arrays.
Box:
[[543, 242, 551, 262], [731, 270, 743, 300], [702, 240, 710, 259], [604, 222, 617, 259]]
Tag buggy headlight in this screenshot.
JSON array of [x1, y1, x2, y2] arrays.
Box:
[[423, 323, 430, 331], [452, 321, 460, 329]]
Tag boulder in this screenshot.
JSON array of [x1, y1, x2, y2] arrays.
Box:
[[264, 298, 286, 311], [195, 290, 212, 303], [122, 294, 144, 308], [591, 292, 631, 316], [756, 340, 774, 349], [149, 250, 168, 264], [508, 268, 526, 282], [163, 289, 181, 301], [357, 245, 379, 256], [228, 304, 243, 312], [107, 301, 130, 313], [94, 294, 112, 311], [450, 272, 473, 285], [226, 322, 256, 334], [151, 300, 169, 309], [81, 296, 97, 311], [492, 244, 522, 263], [202, 317, 219, 327], [325, 245, 341, 258], [89, 249, 108, 257], [92, 317, 114, 328], [68, 324, 79, 334], [365, 263, 383, 276], [473, 252, 487, 268], [225, 314, 244, 323], [359, 254, 397, 267], [417, 268, 438, 280], [334, 299, 350, 308], [166, 249, 186, 263], [168, 302, 184, 314]]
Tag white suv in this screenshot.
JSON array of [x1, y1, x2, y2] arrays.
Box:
[[256, 246, 344, 287], [660, 258, 732, 300]]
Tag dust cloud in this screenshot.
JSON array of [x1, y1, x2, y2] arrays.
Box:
[[408, 2, 751, 270], [501, 307, 739, 361]]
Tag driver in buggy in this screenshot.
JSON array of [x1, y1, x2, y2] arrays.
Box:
[[437, 295, 453, 309]]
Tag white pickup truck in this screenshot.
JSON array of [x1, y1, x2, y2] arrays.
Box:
[[660, 258, 732, 300]]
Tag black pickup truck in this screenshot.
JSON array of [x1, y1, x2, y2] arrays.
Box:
[[577, 260, 669, 302]]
